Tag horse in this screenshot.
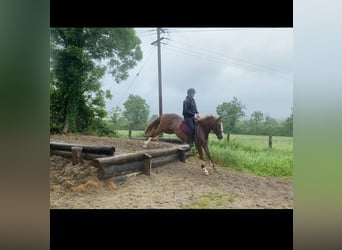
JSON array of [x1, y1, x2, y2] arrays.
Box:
[[144, 113, 224, 175]]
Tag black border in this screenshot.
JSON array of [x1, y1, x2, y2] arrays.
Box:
[[51, 209, 292, 249], [50, 0, 293, 28]]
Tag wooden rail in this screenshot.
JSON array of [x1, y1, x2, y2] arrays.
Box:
[[92, 145, 190, 182], [50, 142, 115, 155]]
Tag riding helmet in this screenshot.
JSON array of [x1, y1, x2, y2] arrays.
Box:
[[187, 88, 196, 95]]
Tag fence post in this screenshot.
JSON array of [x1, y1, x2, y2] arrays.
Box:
[[71, 146, 83, 165], [268, 135, 272, 149], [177, 148, 187, 162], [227, 133, 230, 143], [143, 153, 152, 176]]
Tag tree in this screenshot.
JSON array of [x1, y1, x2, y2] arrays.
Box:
[[122, 94, 150, 131], [108, 106, 122, 128], [251, 111, 264, 134], [251, 111, 264, 126], [216, 97, 246, 133], [148, 114, 159, 123], [50, 28, 142, 133], [260, 115, 278, 135], [282, 107, 293, 136]]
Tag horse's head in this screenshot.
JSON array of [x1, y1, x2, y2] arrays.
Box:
[[214, 116, 224, 140], [204, 115, 224, 140]]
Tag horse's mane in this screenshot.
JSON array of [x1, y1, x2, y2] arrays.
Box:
[[198, 115, 216, 122]]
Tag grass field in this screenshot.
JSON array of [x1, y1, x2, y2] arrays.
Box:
[[209, 134, 293, 179]]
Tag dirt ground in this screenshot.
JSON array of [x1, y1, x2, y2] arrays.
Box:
[[50, 134, 293, 209]]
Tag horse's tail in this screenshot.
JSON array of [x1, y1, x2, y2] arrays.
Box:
[[145, 116, 161, 136]]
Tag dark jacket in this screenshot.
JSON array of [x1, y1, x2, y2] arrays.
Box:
[[183, 95, 198, 119]]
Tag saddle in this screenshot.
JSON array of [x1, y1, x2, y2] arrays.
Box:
[[179, 120, 189, 134], [179, 119, 199, 136]]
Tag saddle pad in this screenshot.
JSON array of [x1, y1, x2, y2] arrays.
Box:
[[179, 120, 188, 134]]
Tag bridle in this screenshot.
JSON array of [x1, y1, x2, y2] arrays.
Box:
[[213, 120, 224, 137]]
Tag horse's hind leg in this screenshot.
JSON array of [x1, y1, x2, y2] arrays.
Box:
[[143, 137, 152, 148], [197, 146, 209, 176], [143, 127, 163, 148]]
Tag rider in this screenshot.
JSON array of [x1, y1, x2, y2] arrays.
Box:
[[182, 88, 200, 147]]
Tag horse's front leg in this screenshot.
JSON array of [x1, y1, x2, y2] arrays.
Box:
[[197, 146, 209, 176], [203, 144, 216, 171]]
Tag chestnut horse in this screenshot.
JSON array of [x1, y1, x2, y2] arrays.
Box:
[[144, 113, 224, 175]]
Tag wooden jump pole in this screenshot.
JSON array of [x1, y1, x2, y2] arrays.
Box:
[[91, 145, 190, 168], [50, 142, 115, 155], [94, 145, 190, 180]]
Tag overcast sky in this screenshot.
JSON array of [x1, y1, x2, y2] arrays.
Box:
[[102, 28, 293, 121]]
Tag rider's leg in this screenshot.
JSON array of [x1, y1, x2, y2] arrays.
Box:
[[185, 118, 195, 146]]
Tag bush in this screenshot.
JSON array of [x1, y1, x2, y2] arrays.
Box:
[[90, 120, 118, 137]]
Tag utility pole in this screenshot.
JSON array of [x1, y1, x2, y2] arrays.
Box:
[[151, 28, 165, 116]]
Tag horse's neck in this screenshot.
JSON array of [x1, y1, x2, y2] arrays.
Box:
[[197, 120, 210, 139]]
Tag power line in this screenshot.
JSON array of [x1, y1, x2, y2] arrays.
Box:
[[168, 38, 291, 75], [110, 45, 156, 109], [163, 38, 292, 81], [165, 28, 247, 33], [134, 28, 156, 35]]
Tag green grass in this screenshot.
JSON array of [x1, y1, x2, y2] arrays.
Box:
[[226, 134, 293, 152], [188, 192, 234, 209], [208, 134, 293, 179], [116, 130, 146, 138]]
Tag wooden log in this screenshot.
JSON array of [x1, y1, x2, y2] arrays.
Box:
[[97, 161, 145, 179], [50, 142, 115, 155], [50, 150, 72, 158], [133, 137, 183, 144], [97, 168, 106, 180], [50, 150, 109, 160], [104, 161, 144, 176], [72, 146, 83, 165], [94, 145, 190, 179], [93, 152, 146, 168], [144, 153, 152, 176], [147, 145, 190, 158], [151, 154, 180, 168], [91, 145, 189, 168], [97, 154, 179, 179], [157, 138, 183, 144], [97, 154, 184, 179]]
